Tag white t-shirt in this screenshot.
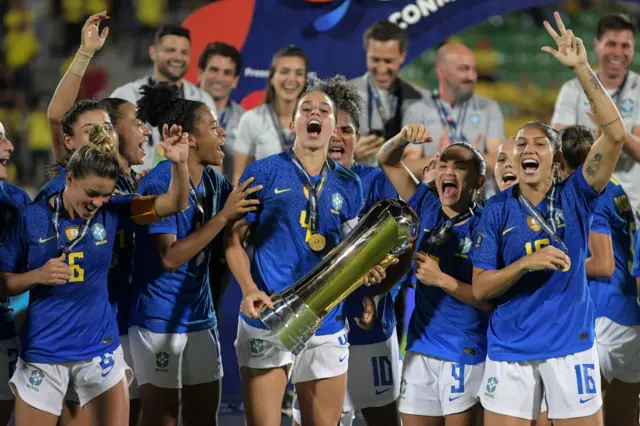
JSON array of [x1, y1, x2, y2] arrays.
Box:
[[552, 70, 640, 221], [233, 103, 291, 161]]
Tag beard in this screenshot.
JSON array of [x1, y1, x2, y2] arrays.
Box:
[[157, 63, 187, 83]]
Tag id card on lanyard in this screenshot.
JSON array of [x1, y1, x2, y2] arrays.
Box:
[[432, 90, 469, 144]]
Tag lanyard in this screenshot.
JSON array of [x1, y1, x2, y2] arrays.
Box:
[[432, 90, 469, 144], [218, 104, 230, 131], [116, 172, 136, 195], [513, 183, 568, 253], [267, 104, 294, 152], [366, 75, 402, 137], [424, 203, 477, 254], [290, 151, 330, 236], [598, 71, 629, 109], [53, 192, 92, 254]]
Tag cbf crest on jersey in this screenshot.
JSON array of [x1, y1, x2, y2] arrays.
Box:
[[92, 223, 107, 245], [470, 114, 481, 128], [250, 338, 265, 357], [66, 226, 79, 241], [458, 237, 472, 258], [621, 98, 634, 118], [331, 192, 344, 215]]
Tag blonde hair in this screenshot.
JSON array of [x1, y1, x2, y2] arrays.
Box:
[[67, 124, 119, 181]]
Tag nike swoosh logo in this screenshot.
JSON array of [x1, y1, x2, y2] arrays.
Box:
[[39, 236, 55, 243], [375, 388, 390, 395], [502, 226, 516, 236], [339, 355, 347, 363], [449, 395, 463, 401], [274, 188, 291, 194], [580, 397, 595, 404]]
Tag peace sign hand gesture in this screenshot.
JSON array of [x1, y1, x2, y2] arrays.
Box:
[[541, 11, 588, 70]]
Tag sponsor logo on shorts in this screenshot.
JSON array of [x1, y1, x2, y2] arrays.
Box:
[[375, 388, 390, 395], [99, 352, 115, 378], [339, 354, 347, 363], [250, 339, 265, 358], [399, 378, 407, 398], [27, 369, 45, 391], [449, 395, 463, 402], [484, 376, 498, 398], [580, 396, 595, 404], [155, 352, 169, 372]]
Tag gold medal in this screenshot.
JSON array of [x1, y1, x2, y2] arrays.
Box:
[[308, 234, 326, 252], [561, 257, 571, 272]]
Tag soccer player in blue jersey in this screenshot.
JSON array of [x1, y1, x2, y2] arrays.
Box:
[[0, 122, 31, 426], [494, 137, 517, 193], [555, 125, 639, 426], [0, 122, 190, 426], [130, 82, 259, 426], [470, 13, 627, 425], [226, 79, 363, 426], [379, 123, 492, 426]]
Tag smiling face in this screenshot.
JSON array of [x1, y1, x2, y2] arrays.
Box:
[[152, 35, 191, 83], [64, 110, 117, 153], [328, 109, 359, 167], [291, 91, 336, 152], [115, 103, 150, 166], [495, 137, 518, 192], [366, 39, 406, 91], [270, 55, 306, 103], [514, 125, 558, 187], [0, 123, 14, 180], [65, 173, 116, 219], [199, 54, 239, 102], [192, 106, 226, 167], [435, 145, 484, 210], [595, 29, 635, 78]]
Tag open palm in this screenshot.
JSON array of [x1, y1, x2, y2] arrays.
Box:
[[160, 124, 189, 164], [541, 12, 587, 69]]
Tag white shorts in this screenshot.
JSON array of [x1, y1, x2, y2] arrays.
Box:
[[480, 344, 602, 420], [128, 326, 223, 389], [120, 335, 139, 399], [0, 339, 18, 401], [343, 330, 401, 411], [595, 317, 640, 384], [9, 346, 132, 416], [398, 351, 483, 417], [235, 318, 349, 384]]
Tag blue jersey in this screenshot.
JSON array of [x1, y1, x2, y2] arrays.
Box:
[[471, 167, 599, 361], [34, 172, 66, 202], [108, 173, 139, 335], [131, 161, 233, 334], [589, 179, 639, 326], [2, 193, 135, 363], [344, 164, 400, 345], [631, 227, 640, 280], [240, 152, 362, 335], [0, 182, 31, 341], [407, 183, 488, 364]]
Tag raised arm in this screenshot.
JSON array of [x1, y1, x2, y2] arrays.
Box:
[[48, 12, 109, 163], [377, 124, 432, 201], [153, 178, 261, 272], [542, 12, 626, 193], [585, 231, 615, 278]]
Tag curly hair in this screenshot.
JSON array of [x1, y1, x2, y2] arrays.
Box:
[[136, 82, 206, 133], [303, 75, 363, 131]]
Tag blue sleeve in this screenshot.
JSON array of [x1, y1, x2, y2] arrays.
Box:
[[240, 162, 267, 224], [589, 196, 612, 235], [0, 212, 27, 273], [365, 172, 398, 212], [343, 174, 363, 223], [470, 203, 502, 271], [407, 182, 437, 214], [139, 175, 177, 235], [632, 229, 640, 277]]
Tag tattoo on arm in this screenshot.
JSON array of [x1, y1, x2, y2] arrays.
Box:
[[586, 69, 603, 115], [585, 153, 603, 177]]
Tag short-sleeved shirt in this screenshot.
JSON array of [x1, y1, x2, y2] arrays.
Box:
[[131, 161, 233, 334], [2, 193, 135, 363], [470, 168, 600, 362], [239, 152, 362, 335], [551, 70, 640, 222], [589, 179, 639, 326], [407, 184, 488, 364], [0, 182, 31, 341], [109, 76, 217, 173], [233, 104, 292, 162]]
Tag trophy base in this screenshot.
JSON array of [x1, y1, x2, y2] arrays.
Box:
[[259, 290, 321, 355]]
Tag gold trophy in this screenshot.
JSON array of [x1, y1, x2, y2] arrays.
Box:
[[259, 199, 419, 355]]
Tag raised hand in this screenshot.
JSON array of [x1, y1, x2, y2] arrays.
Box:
[[422, 152, 440, 184], [400, 124, 432, 145], [37, 254, 71, 286], [221, 177, 263, 222], [354, 134, 385, 163], [160, 124, 189, 164], [541, 12, 587, 70], [81, 11, 109, 55]]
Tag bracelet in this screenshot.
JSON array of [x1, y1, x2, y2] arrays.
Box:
[[601, 117, 621, 128]]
